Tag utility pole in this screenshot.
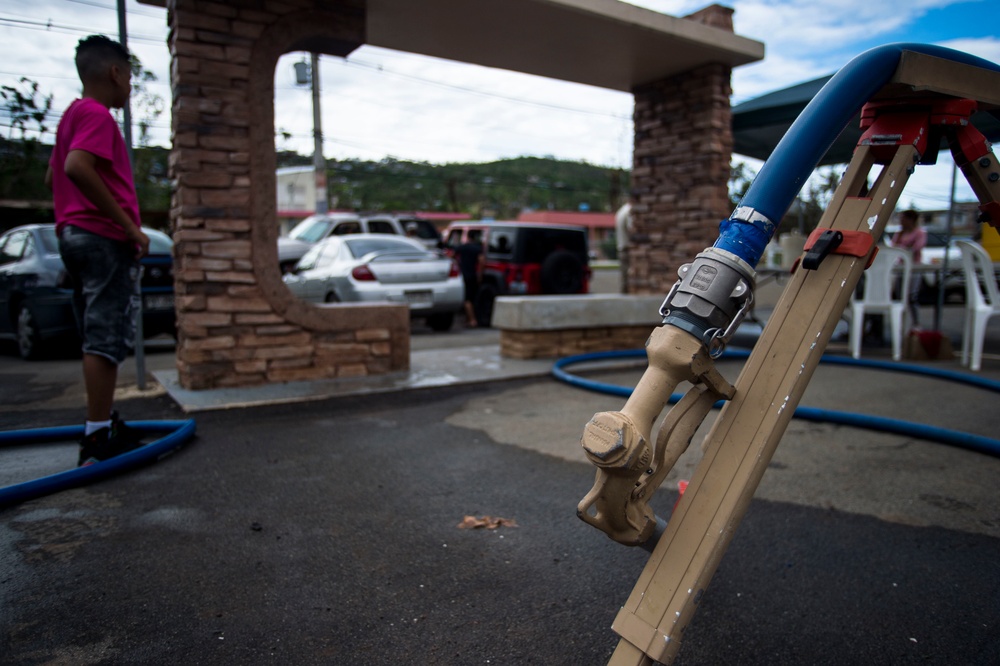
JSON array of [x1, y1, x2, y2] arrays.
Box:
[[118, 0, 146, 390], [310, 53, 327, 214]]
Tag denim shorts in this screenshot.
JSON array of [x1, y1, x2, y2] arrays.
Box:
[[58, 225, 140, 364]]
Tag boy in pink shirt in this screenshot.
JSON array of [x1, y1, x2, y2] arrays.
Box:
[[45, 35, 150, 466]]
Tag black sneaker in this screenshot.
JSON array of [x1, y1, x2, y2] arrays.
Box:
[[77, 414, 145, 467], [110, 411, 143, 449]]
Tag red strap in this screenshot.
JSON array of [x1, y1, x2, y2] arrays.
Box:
[[804, 227, 878, 267], [790, 228, 878, 273]]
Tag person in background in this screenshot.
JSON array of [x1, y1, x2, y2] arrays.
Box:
[[455, 230, 484, 327], [892, 209, 927, 263], [45, 35, 149, 466], [892, 208, 927, 326]]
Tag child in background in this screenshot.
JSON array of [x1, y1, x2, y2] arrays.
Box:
[[45, 35, 150, 466]]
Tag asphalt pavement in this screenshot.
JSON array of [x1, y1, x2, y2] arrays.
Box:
[[1, 281, 999, 665]]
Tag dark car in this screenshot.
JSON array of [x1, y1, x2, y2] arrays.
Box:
[[443, 221, 590, 325], [139, 228, 176, 339], [0, 224, 175, 359]]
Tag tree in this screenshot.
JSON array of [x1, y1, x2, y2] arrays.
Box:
[[728, 160, 756, 210], [127, 56, 164, 148], [122, 57, 169, 213], [0, 77, 53, 202], [1, 77, 52, 141]]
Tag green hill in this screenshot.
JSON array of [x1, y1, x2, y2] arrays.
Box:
[[280, 154, 629, 219]]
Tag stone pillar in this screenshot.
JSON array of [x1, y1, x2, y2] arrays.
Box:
[[625, 5, 736, 295], [167, 0, 409, 390]]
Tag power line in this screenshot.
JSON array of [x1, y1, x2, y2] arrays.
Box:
[[342, 57, 631, 121], [62, 0, 165, 20], [0, 14, 165, 44]]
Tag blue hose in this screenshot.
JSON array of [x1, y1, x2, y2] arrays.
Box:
[[552, 351, 1000, 458], [715, 43, 1000, 267], [0, 419, 197, 508]]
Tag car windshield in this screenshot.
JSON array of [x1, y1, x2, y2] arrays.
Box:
[[295, 242, 326, 270], [345, 237, 428, 259], [289, 217, 334, 244], [147, 230, 173, 254], [39, 226, 60, 254], [515, 227, 588, 263], [401, 219, 439, 241]]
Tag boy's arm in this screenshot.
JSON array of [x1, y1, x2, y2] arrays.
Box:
[[64, 149, 149, 258]]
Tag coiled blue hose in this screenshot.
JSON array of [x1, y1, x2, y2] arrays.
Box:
[[552, 350, 1000, 458], [0, 419, 197, 508], [715, 43, 1000, 267]]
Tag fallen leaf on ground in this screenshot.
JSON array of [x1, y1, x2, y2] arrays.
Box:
[[457, 515, 519, 529]]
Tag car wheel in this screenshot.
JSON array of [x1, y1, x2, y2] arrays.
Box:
[[426, 312, 455, 332], [475, 283, 499, 328], [16, 303, 45, 360], [540, 250, 584, 294], [324, 291, 340, 303]]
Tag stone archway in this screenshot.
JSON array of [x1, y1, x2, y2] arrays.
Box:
[[168, 3, 408, 390], [156, 0, 761, 390]]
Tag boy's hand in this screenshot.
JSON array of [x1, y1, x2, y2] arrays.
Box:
[[131, 228, 150, 259]]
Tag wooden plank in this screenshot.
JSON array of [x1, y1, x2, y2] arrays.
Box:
[[890, 50, 1000, 108]]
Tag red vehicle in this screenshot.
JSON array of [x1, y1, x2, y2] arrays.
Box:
[[444, 221, 590, 325]]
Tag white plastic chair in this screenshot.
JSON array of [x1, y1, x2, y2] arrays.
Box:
[[849, 246, 911, 361], [955, 240, 1000, 371]]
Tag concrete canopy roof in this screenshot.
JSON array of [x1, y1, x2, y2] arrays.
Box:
[[140, 0, 764, 92], [365, 0, 764, 91]]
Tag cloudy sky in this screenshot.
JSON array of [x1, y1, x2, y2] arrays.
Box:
[[1, 0, 998, 210]]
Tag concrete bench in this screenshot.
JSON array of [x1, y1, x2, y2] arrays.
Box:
[[491, 294, 664, 359]]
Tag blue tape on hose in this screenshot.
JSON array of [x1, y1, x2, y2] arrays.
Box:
[[0, 419, 197, 508], [552, 350, 1000, 458]]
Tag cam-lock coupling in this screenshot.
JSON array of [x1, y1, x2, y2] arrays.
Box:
[[660, 247, 756, 357], [578, 411, 657, 545]]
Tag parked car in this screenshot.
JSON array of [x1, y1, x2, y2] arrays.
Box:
[[0, 224, 78, 359], [443, 221, 590, 325], [277, 213, 443, 273], [886, 230, 971, 304], [919, 232, 971, 267], [140, 228, 177, 339], [0, 223, 175, 360], [362, 214, 443, 251], [282, 234, 463, 331]]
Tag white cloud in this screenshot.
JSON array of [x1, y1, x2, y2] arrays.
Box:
[[936, 36, 1000, 63]]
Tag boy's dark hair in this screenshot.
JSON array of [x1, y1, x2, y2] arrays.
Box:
[[901, 209, 919, 223], [75, 35, 131, 82]]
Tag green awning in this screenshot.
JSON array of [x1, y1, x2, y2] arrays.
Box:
[[733, 74, 1000, 165]]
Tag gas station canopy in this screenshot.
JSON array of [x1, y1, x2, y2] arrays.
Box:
[[365, 0, 764, 91], [140, 0, 765, 92]]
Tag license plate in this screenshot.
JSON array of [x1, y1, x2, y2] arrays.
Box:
[[404, 290, 432, 306], [144, 294, 175, 310]]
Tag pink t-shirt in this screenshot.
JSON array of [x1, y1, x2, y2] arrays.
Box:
[[50, 98, 139, 242], [892, 226, 927, 263]]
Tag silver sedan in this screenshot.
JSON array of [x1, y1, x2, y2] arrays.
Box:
[[282, 234, 465, 331]]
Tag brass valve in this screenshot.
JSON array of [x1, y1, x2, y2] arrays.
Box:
[[577, 325, 735, 546]]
